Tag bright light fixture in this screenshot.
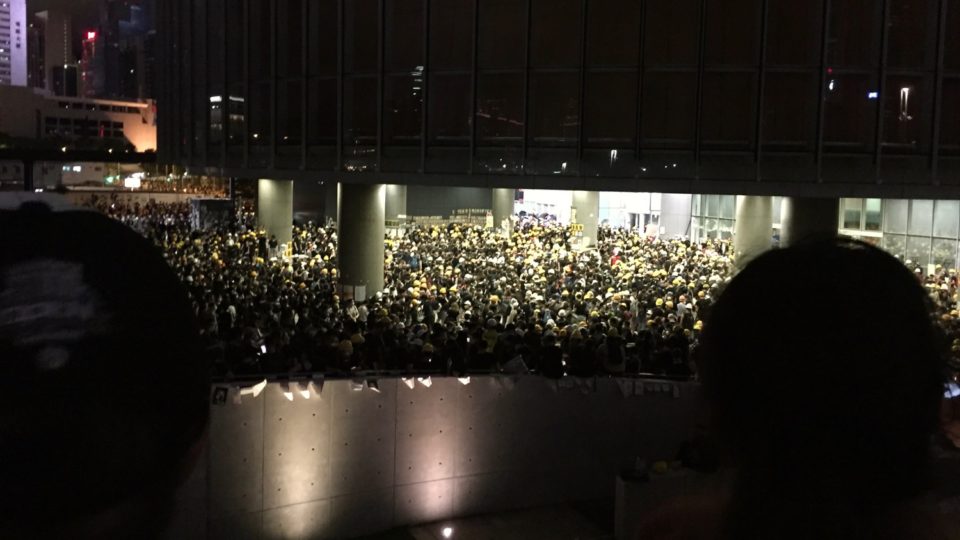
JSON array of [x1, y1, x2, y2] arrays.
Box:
[[417, 376, 433, 388], [402, 378, 416, 390], [457, 377, 471, 385], [298, 380, 311, 399], [367, 379, 381, 393], [282, 382, 294, 401], [238, 378, 268, 398], [442, 526, 454, 538]]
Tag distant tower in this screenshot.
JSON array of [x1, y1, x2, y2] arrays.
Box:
[[81, 30, 100, 98], [0, 0, 27, 86]]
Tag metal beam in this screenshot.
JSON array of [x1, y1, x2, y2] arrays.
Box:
[[635, 0, 647, 164], [336, 0, 344, 171], [469, 0, 479, 173], [421, 0, 430, 173], [754, 0, 770, 182], [930, 0, 949, 183], [693, 0, 708, 175], [814, 0, 832, 182], [873, 0, 891, 180], [377, 0, 385, 172], [576, 0, 588, 166], [521, 0, 533, 172]]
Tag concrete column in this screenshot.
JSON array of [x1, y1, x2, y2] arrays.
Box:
[[781, 197, 839, 247], [385, 184, 408, 222], [660, 193, 693, 238], [338, 183, 386, 298], [571, 190, 600, 248], [734, 195, 773, 269], [256, 179, 293, 246], [492, 188, 514, 234]]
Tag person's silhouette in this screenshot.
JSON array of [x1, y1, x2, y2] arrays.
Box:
[[694, 239, 949, 539], [0, 199, 208, 539]]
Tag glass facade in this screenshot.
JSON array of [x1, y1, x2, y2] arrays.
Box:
[[159, 0, 959, 190]]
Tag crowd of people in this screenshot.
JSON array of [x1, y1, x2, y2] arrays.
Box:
[[85, 195, 960, 379]]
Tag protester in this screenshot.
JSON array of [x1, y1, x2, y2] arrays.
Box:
[[83, 196, 960, 381]]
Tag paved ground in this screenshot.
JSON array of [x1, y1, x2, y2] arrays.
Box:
[[359, 500, 614, 540]]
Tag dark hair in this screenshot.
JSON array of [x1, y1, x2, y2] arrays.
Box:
[[699, 239, 945, 530]]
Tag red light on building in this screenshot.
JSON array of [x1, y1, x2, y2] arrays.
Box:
[[86, 31, 97, 41]]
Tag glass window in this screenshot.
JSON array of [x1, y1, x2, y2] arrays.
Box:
[[226, 84, 246, 151], [934, 200, 960, 238], [884, 199, 909, 233], [529, 72, 579, 146], [705, 0, 761, 65], [909, 200, 934, 236], [249, 81, 271, 145], [766, 0, 823, 66], [428, 74, 472, 145], [947, 2, 960, 70], [191, 0, 206, 89], [346, 0, 378, 73], [276, 80, 301, 145], [308, 0, 338, 76], [644, 0, 700, 66], [478, 0, 526, 69], [906, 235, 932, 266], [692, 194, 702, 216], [887, 0, 938, 69], [225, 0, 245, 82], [384, 75, 423, 146], [823, 74, 878, 151], [429, 0, 474, 70], [843, 198, 863, 229], [882, 76, 932, 153], [307, 78, 337, 145], [762, 72, 817, 151], [701, 72, 756, 149], [531, 0, 581, 67], [584, 71, 637, 147], [207, 0, 224, 87], [864, 198, 882, 231], [706, 194, 720, 217], [882, 233, 907, 258], [249, 0, 271, 79], [933, 239, 958, 268], [586, 0, 641, 67], [720, 195, 736, 219], [385, 0, 424, 72], [343, 76, 377, 146], [942, 80, 960, 154], [277, 0, 303, 77], [827, 0, 882, 67], [641, 71, 697, 147], [477, 73, 524, 143]]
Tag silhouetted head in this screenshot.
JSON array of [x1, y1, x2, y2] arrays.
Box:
[[0, 199, 208, 538], [699, 239, 945, 523]]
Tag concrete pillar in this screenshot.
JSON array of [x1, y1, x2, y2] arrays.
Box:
[[338, 183, 386, 298], [660, 193, 693, 238], [734, 195, 773, 269], [781, 197, 839, 247], [571, 190, 600, 248], [257, 179, 293, 246], [385, 184, 408, 222], [492, 188, 514, 234]]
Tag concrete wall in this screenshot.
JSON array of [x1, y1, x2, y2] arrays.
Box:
[[406, 186, 493, 217], [189, 376, 700, 539]]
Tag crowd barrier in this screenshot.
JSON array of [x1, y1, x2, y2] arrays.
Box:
[[166, 375, 701, 539]]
